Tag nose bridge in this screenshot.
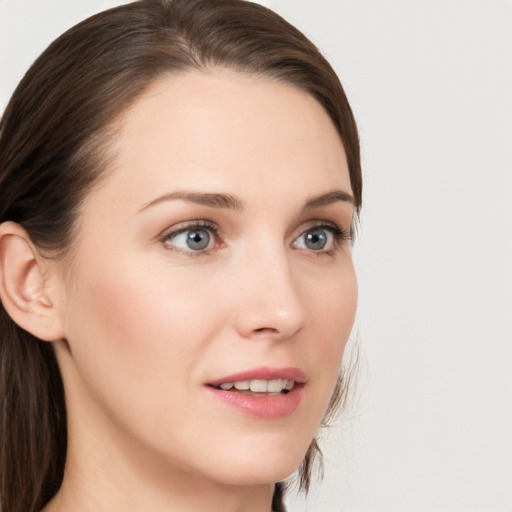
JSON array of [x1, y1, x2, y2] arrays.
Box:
[[231, 234, 307, 339]]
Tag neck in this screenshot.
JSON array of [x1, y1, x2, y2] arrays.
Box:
[[43, 476, 274, 512], [42, 428, 275, 512]]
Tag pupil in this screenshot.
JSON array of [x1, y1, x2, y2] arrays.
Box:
[[306, 229, 327, 250], [186, 229, 210, 250]]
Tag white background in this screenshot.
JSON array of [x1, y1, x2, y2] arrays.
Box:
[[1, 1, 511, 511]]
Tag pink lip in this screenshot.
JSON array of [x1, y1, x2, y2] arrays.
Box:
[[207, 366, 307, 387], [205, 366, 306, 420]]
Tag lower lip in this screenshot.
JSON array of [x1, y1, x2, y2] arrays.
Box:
[[206, 385, 304, 419]]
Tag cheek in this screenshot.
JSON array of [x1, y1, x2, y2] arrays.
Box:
[[303, 262, 357, 400], [68, 246, 217, 348], [308, 260, 357, 347], [61, 251, 221, 425]]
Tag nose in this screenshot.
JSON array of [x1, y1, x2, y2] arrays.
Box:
[[230, 245, 307, 341]]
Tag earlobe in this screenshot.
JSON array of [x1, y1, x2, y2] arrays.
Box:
[[0, 221, 65, 342]]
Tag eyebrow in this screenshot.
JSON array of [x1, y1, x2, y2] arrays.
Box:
[[303, 189, 355, 210], [138, 188, 354, 214], [138, 191, 245, 213]]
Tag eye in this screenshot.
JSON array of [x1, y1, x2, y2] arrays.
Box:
[[294, 227, 333, 251], [292, 223, 349, 253], [162, 221, 220, 253], [170, 229, 211, 250]]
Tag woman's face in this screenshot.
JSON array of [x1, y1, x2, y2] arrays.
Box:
[[53, 70, 357, 488]]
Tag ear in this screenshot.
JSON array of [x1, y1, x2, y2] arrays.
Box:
[[0, 221, 65, 342]]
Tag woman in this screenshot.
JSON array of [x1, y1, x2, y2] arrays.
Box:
[[0, 1, 362, 511]]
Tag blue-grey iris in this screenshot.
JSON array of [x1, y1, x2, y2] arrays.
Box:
[[305, 229, 327, 250], [186, 229, 210, 250]]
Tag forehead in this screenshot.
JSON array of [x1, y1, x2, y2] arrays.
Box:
[[92, 70, 351, 212]]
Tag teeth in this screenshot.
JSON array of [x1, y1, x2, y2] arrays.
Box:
[[217, 379, 295, 393], [267, 379, 283, 392], [250, 379, 268, 392]]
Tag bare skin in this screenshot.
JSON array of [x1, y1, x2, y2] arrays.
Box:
[[10, 70, 357, 512]]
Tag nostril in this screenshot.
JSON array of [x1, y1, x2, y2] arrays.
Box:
[[253, 327, 279, 334]]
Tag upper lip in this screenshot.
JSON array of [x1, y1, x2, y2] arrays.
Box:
[[207, 366, 307, 387]]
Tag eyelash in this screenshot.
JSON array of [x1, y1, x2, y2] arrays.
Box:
[[160, 220, 352, 256], [300, 221, 353, 255]]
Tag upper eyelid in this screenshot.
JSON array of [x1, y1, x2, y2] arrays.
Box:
[[293, 219, 343, 236], [293, 222, 343, 240], [161, 219, 342, 237], [298, 219, 339, 229], [160, 219, 221, 238]]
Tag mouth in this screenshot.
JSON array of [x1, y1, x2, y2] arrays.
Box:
[[205, 367, 306, 419], [209, 378, 296, 396]]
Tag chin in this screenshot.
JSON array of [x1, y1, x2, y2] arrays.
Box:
[[213, 460, 302, 487], [190, 433, 313, 487]]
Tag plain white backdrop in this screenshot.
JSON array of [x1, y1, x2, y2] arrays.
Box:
[[1, 1, 511, 511]]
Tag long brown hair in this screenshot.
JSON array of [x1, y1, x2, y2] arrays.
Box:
[[0, 1, 362, 511]]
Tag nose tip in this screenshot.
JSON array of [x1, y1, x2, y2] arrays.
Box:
[[234, 305, 305, 341], [232, 269, 307, 341]]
